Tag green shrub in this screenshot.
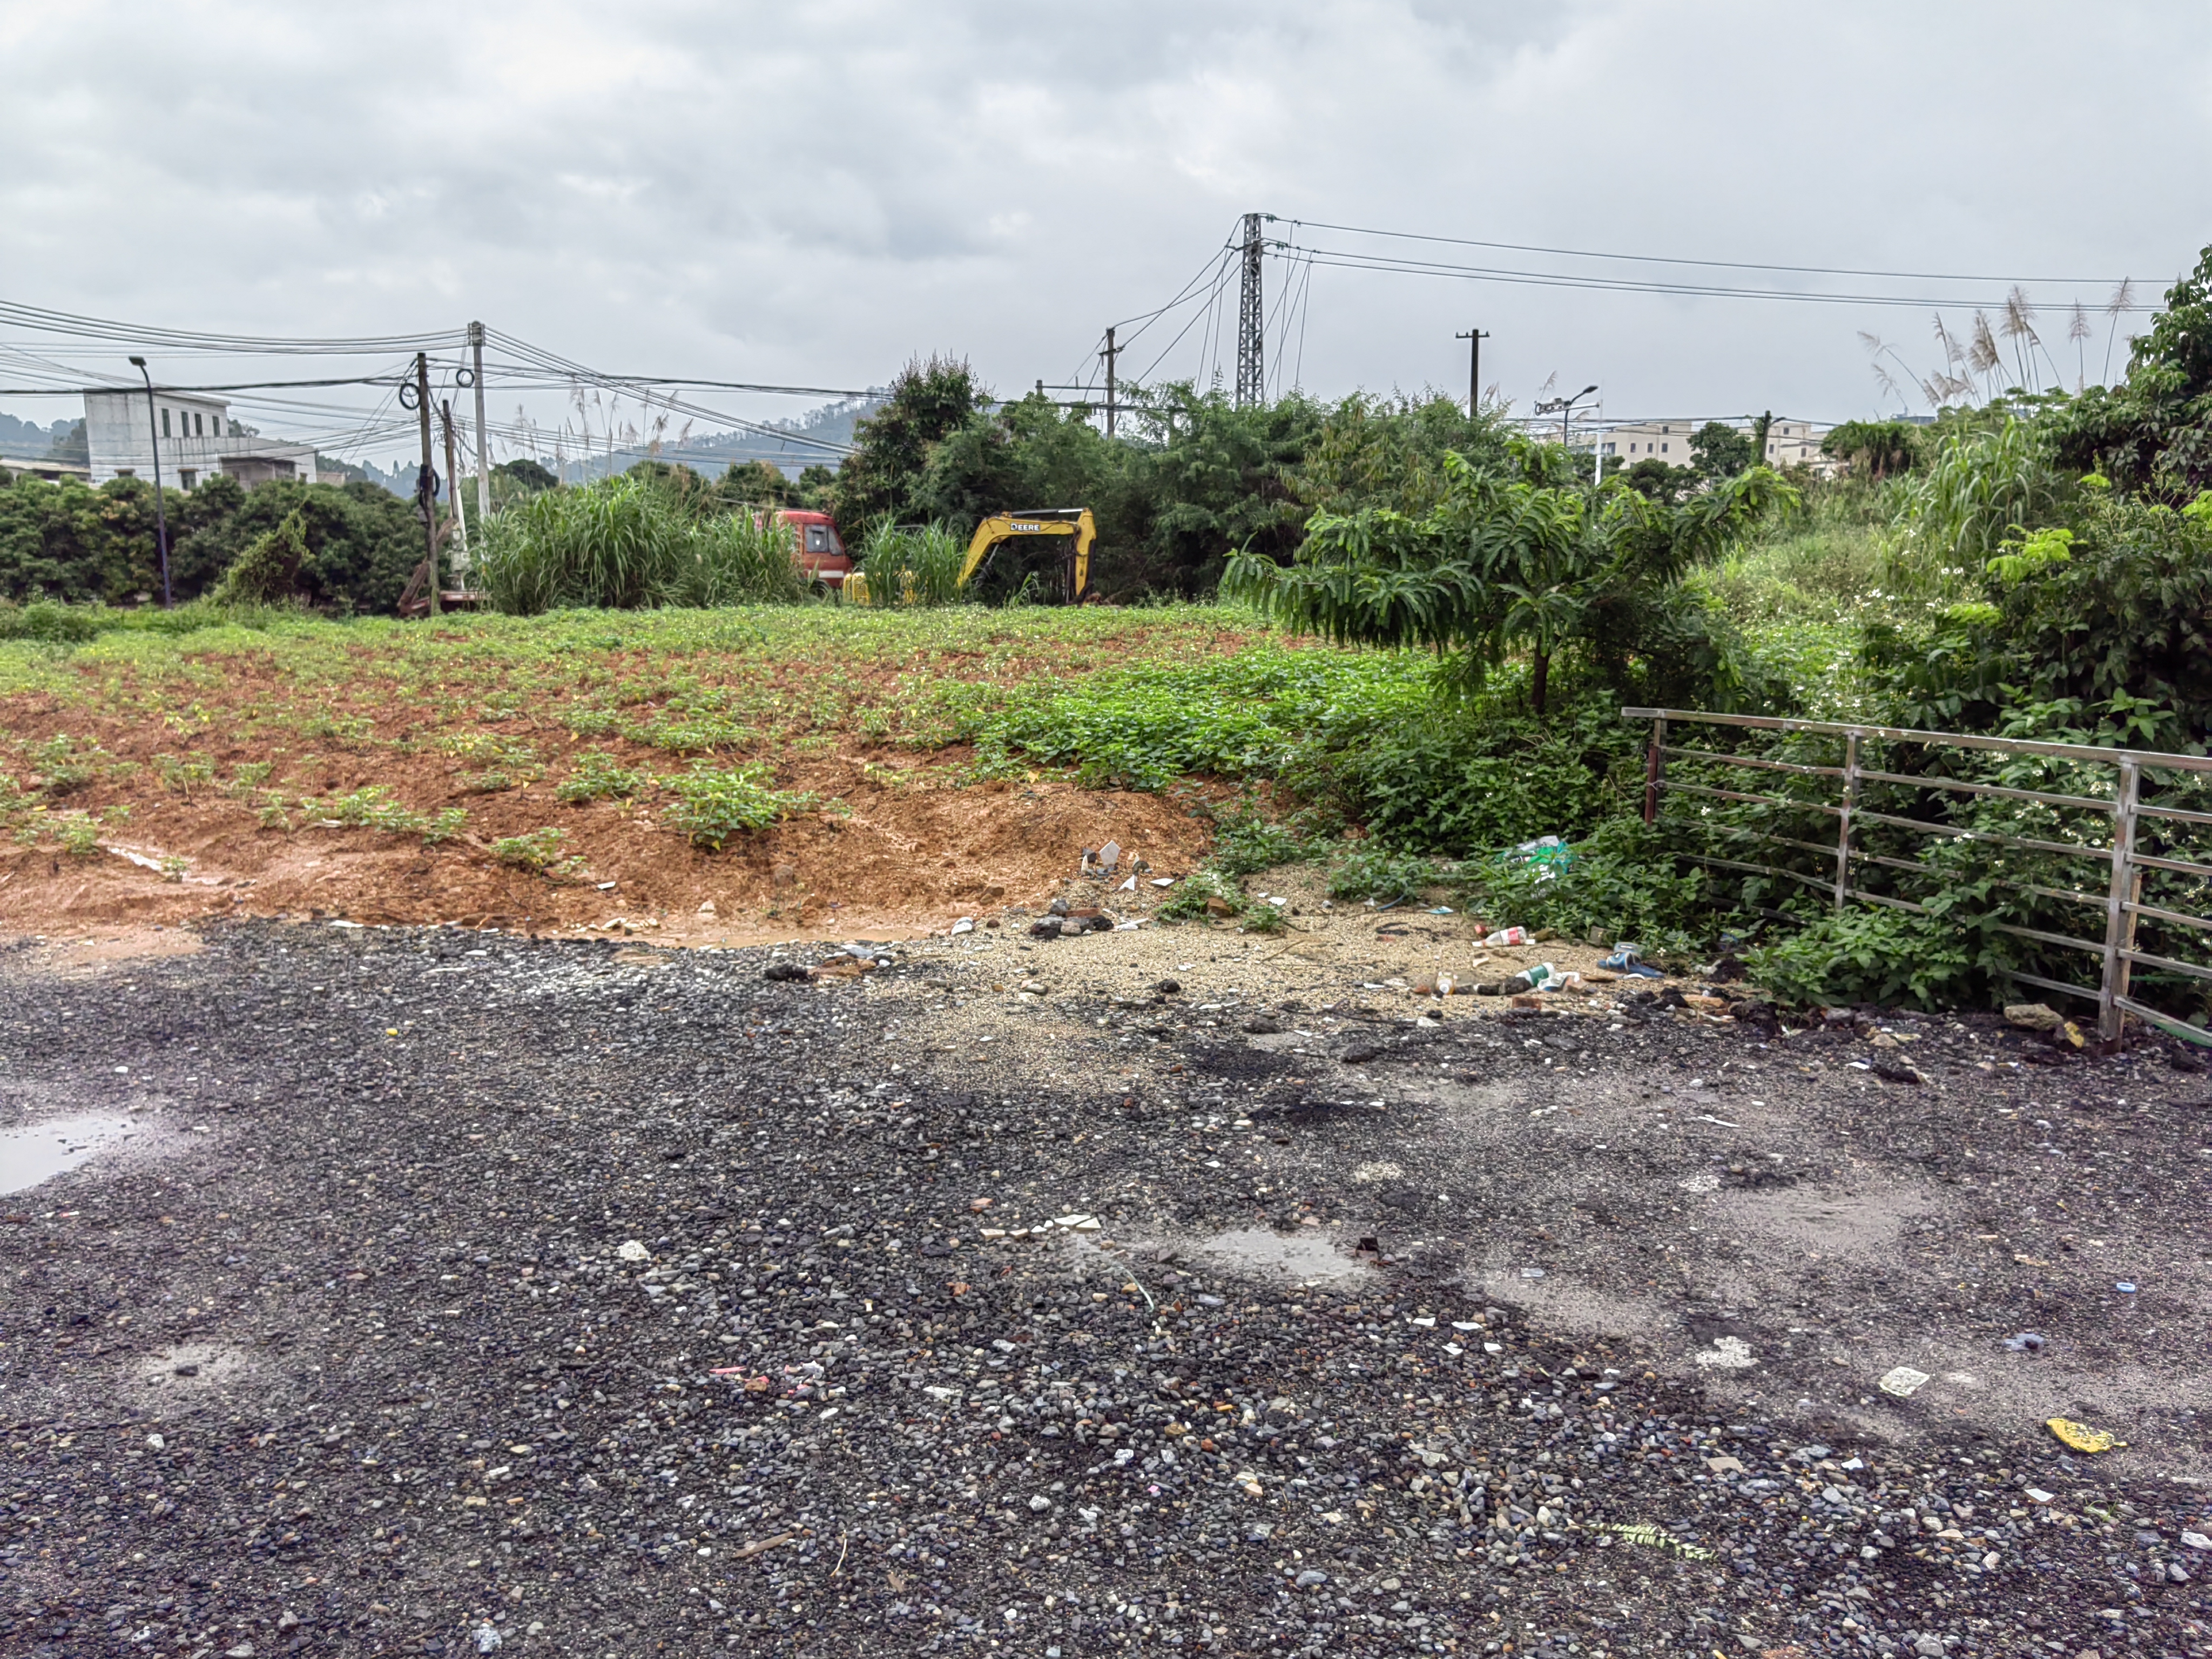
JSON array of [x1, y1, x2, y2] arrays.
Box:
[[51, 810, 100, 855], [298, 786, 465, 845], [1746, 907, 1978, 1010], [1327, 845, 1439, 903], [1157, 868, 1246, 922], [490, 826, 576, 874], [0, 599, 104, 643], [556, 750, 645, 803], [214, 509, 308, 605], [1462, 816, 1708, 964], [659, 763, 813, 849]]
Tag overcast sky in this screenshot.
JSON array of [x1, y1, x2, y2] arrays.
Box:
[[3, 0, 2208, 466]]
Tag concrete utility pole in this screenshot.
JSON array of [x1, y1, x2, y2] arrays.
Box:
[[469, 321, 489, 526], [439, 400, 469, 576], [1235, 212, 1265, 408], [1100, 326, 1119, 438], [413, 352, 439, 617], [1454, 328, 1489, 417], [126, 356, 172, 608]]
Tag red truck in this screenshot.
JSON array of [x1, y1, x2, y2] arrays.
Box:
[[777, 509, 851, 590]]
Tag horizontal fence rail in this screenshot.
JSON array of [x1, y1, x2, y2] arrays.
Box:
[[1623, 706, 2212, 1047]]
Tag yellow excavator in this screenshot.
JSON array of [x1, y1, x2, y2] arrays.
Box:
[[957, 509, 1096, 603], [845, 508, 1096, 606]]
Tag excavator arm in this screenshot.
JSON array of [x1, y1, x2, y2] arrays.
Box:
[[958, 509, 1096, 600]]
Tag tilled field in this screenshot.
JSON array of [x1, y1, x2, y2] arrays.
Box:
[[4, 919, 2211, 1659]]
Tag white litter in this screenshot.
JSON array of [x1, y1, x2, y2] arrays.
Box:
[[1878, 1366, 1931, 1398], [951, 917, 975, 935], [616, 1240, 650, 1262]]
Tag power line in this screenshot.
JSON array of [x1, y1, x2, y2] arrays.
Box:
[[0, 300, 467, 354], [1279, 242, 2161, 311], [1284, 216, 2152, 290]]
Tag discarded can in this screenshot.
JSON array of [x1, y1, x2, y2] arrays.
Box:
[[1599, 947, 1641, 971]]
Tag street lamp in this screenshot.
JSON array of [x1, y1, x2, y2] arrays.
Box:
[[1533, 383, 1599, 449], [126, 356, 173, 608]]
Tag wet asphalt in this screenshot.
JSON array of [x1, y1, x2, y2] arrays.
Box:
[[2, 920, 2210, 1659]]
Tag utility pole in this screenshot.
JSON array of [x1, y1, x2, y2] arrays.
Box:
[[439, 400, 469, 578], [413, 352, 440, 617], [1100, 326, 1118, 438], [1454, 328, 1490, 417], [1235, 212, 1265, 408], [126, 356, 172, 608], [469, 320, 489, 527]]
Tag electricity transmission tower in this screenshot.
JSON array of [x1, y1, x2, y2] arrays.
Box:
[[1235, 212, 1265, 407]]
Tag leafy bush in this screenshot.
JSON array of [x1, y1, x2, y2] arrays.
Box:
[[297, 786, 465, 843], [1156, 868, 1246, 923], [214, 509, 308, 605], [1746, 907, 1978, 1010], [0, 599, 105, 643], [1461, 815, 1709, 965], [659, 763, 813, 849], [490, 827, 576, 874], [1206, 806, 1323, 878], [557, 751, 645, 803], [1327, 845, 1439, 902]]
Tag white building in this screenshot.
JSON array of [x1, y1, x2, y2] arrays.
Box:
[[84, 389, 317, 490], [1595, 416, 1836, 475], [1599, 419, 1697, 463]]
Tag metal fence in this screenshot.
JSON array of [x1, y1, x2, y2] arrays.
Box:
[[1623, 706, 2212, 1046]]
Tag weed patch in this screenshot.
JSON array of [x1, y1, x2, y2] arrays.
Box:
[[659, 764, 817, 850]]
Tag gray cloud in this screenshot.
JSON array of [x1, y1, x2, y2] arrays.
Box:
[[2, 0, 2207, 460]]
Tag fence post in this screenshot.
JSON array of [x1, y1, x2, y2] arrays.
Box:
[[1835, 731, 1860, 913], [1643, 716, 1666, 825], [2099, 758, 2142, 1049]]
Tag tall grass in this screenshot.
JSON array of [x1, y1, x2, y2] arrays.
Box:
[[851, 522, 969, 608], [1885, 416, 2067, 600], [475, 476, 808, 613]]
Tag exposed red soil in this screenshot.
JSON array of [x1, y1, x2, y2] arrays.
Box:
[[0, 725, 1218, 948]]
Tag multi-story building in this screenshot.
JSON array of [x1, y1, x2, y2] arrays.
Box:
[[1594, 416, 1835, 475], [83, 389, 318, 489]]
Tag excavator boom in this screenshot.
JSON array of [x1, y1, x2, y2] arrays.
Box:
[[957, 509, 1096, 602]]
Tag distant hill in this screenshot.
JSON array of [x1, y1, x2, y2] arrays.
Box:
[[544, 392, 885, 485], [0, 413, 82, 462]]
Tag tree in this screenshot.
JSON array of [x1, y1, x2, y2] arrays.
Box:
[[1691, 421, 1756, 480], [1225, 440, 1793, 717], [2049, 241, 2212, 499], [214, 508, 308, 604], [495, 457, 559, 494], [1612, 457, 1701, 503], [1822, 420, 1921, 480], [829, 355, 985, 529], [710, 460, 797, 510]]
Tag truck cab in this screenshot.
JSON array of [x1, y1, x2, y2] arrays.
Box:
[[778, 509, 851, 589]]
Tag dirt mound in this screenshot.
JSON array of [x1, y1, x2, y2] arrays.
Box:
[[0, 757, 1216, 946]]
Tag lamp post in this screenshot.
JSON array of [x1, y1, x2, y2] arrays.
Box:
[[126, 356, 173, 608], [1533, 383, 1600, 481]]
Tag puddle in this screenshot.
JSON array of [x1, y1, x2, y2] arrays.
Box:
[[0, 1114, 146, 1196], [1176, 1227, 1365, 1286]]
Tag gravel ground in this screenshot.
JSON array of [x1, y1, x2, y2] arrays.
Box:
[[4, 914, 2212, 1659]]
